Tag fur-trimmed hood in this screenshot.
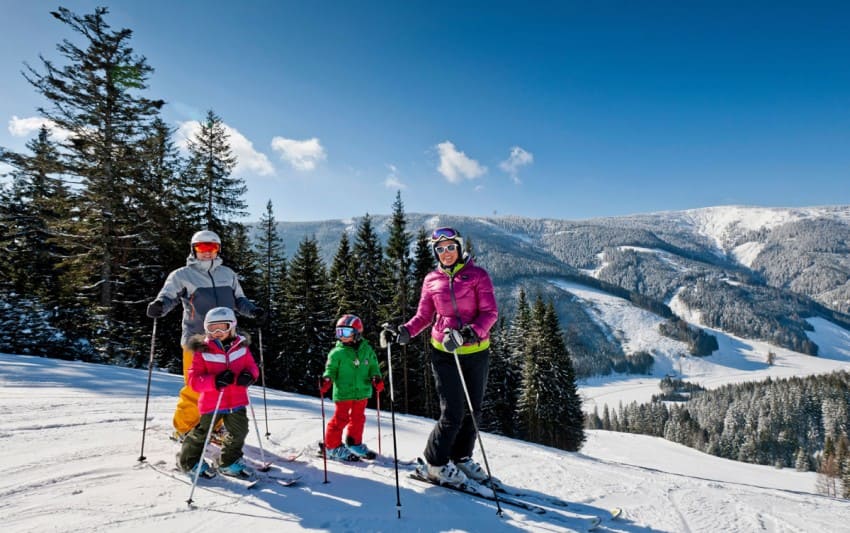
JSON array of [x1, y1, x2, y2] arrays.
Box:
[[187, 332, 251, 352]]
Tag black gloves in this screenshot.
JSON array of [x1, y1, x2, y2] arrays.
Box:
[[214, 369, 235, 390], [252, 306, 267, 324], [460, 325, 480, 345], [396, 325, 410, 345], [442, 328, 465, 353], [236, 370, 255, 387], [146, 300, 165, 318]]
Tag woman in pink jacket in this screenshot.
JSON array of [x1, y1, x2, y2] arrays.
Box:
[[395, 227, 498, 488]]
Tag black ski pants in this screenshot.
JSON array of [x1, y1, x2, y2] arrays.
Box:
[[424, 348, 489, 467]]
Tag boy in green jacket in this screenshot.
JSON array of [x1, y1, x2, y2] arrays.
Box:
[[320, 314, 384, 461]]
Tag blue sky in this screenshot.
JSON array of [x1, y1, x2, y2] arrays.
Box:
[[2, 1, 849, 222]]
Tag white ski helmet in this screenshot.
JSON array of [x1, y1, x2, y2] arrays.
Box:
[[204, 306, 237, 335], [190, 230, 222, 256]]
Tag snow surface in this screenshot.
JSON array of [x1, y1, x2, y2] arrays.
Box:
[[552, 280, 850, 414], [3, 352, 850, 533]]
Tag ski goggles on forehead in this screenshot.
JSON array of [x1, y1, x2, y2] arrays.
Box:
[[430, 227, 459, 243], [335, 326, 357, 338], [434, 243, 458, 254], [193, 242, 220, 253]]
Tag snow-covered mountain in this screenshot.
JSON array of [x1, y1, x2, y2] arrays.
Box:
[[3, 351, 849, 533], [269, 205, 850, 376]]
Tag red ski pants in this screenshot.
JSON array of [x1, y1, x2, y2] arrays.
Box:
[[325, 399, 368, 449]]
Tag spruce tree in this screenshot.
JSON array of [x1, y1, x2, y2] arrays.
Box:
[[544, 302, 586, 451], [350, 214, 389, 348], [510, 288, 533, 437], [253, 201, 287, 388], [408, 228, 437, 417], [383, 192, 413, 411], [180, 109, 247, 249], [22, 6, 165, 361], [283, 235, 332, 394], [329, 231, 357, 316], [133, 117, 189, 367], [482, 317, 521, 436], [0, 127, 71, 355]]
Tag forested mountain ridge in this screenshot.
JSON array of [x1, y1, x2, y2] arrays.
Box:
[[269, 205, 850, 369]]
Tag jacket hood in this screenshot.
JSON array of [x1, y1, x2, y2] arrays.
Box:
[[187, 332, 251, 351], [186, 254, 223, 271]]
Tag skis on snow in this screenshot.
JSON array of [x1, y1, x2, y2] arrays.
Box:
[[410, 458, 621, 530]]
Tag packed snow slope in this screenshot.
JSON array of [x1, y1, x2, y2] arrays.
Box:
[[2, 353, 849, 532], [548, 279, 850, 413]]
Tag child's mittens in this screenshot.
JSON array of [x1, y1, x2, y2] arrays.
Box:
[[319, 377, 332, 395], [236, 370, 255, 387], [372, 377, 385, 393], [215, 369, 235, 390]]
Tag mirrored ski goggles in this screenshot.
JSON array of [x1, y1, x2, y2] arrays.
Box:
[[430, 227, 459, 243], [193, 242, 221, 254], [335, 326, 357, 338], [434, 243, 458, 254], [206, 322, 233, 334]]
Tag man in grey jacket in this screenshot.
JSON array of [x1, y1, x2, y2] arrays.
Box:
[[146, 230, 265, 438]]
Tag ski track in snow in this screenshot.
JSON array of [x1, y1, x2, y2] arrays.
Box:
[[4, 352, 850, 532]]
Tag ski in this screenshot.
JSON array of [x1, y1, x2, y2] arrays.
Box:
[[492, 484, 571, 509], [256, 471, 301, 486], [408, 469, 547, 515], [216, 471, 261, 489]]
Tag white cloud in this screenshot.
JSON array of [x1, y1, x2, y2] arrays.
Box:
[[176, 120, 275, 176], [499, 146, 533, 185], [8, 115, 73, 141], [270, 136, 326, 171], [384, 164, 406, 189], [435, 141, 486, 183]]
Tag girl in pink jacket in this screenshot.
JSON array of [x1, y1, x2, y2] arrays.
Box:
[[177, 307, 259, 479], [396, 227, 498, 488]]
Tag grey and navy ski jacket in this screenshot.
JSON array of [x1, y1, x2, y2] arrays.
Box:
[[155, 255, 257, 346]]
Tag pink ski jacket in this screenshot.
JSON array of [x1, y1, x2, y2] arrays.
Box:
[[187, 334, 259, 414], [403, 259, 498, 354]]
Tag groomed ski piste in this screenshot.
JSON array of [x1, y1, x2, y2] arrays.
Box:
[[2, 351, 850, 532]]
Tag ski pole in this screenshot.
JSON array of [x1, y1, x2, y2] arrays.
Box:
[[258, 328, 270, 437], [447, 328, 503, 516], [381, 324, 403, 519], [137, 318, 158, 463], [247, 394, 271, 471], [186, 389, 224, 506], [319, 378, 329, 484], [376, 386, 382, 455]]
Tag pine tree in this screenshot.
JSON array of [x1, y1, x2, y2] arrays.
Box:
[[131, 117, 191, 367], [251, 201, 287, 388], [510, 288, 533, 437], [22, 6, 165, 361], [482, 317, 521, 436], [0, 127, 71, 355], [517, 296, 585, 450], [383, 192, 413, 411], [350, 214, 389, 348], [180, 109, 247, 248], [408, 228, 437, 417], [329, 231, 357, 316], [283, 235, 332, 394]]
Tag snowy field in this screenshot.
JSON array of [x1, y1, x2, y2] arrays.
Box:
[[549, 280, 850, 414], [3, 352, 850, 532]]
